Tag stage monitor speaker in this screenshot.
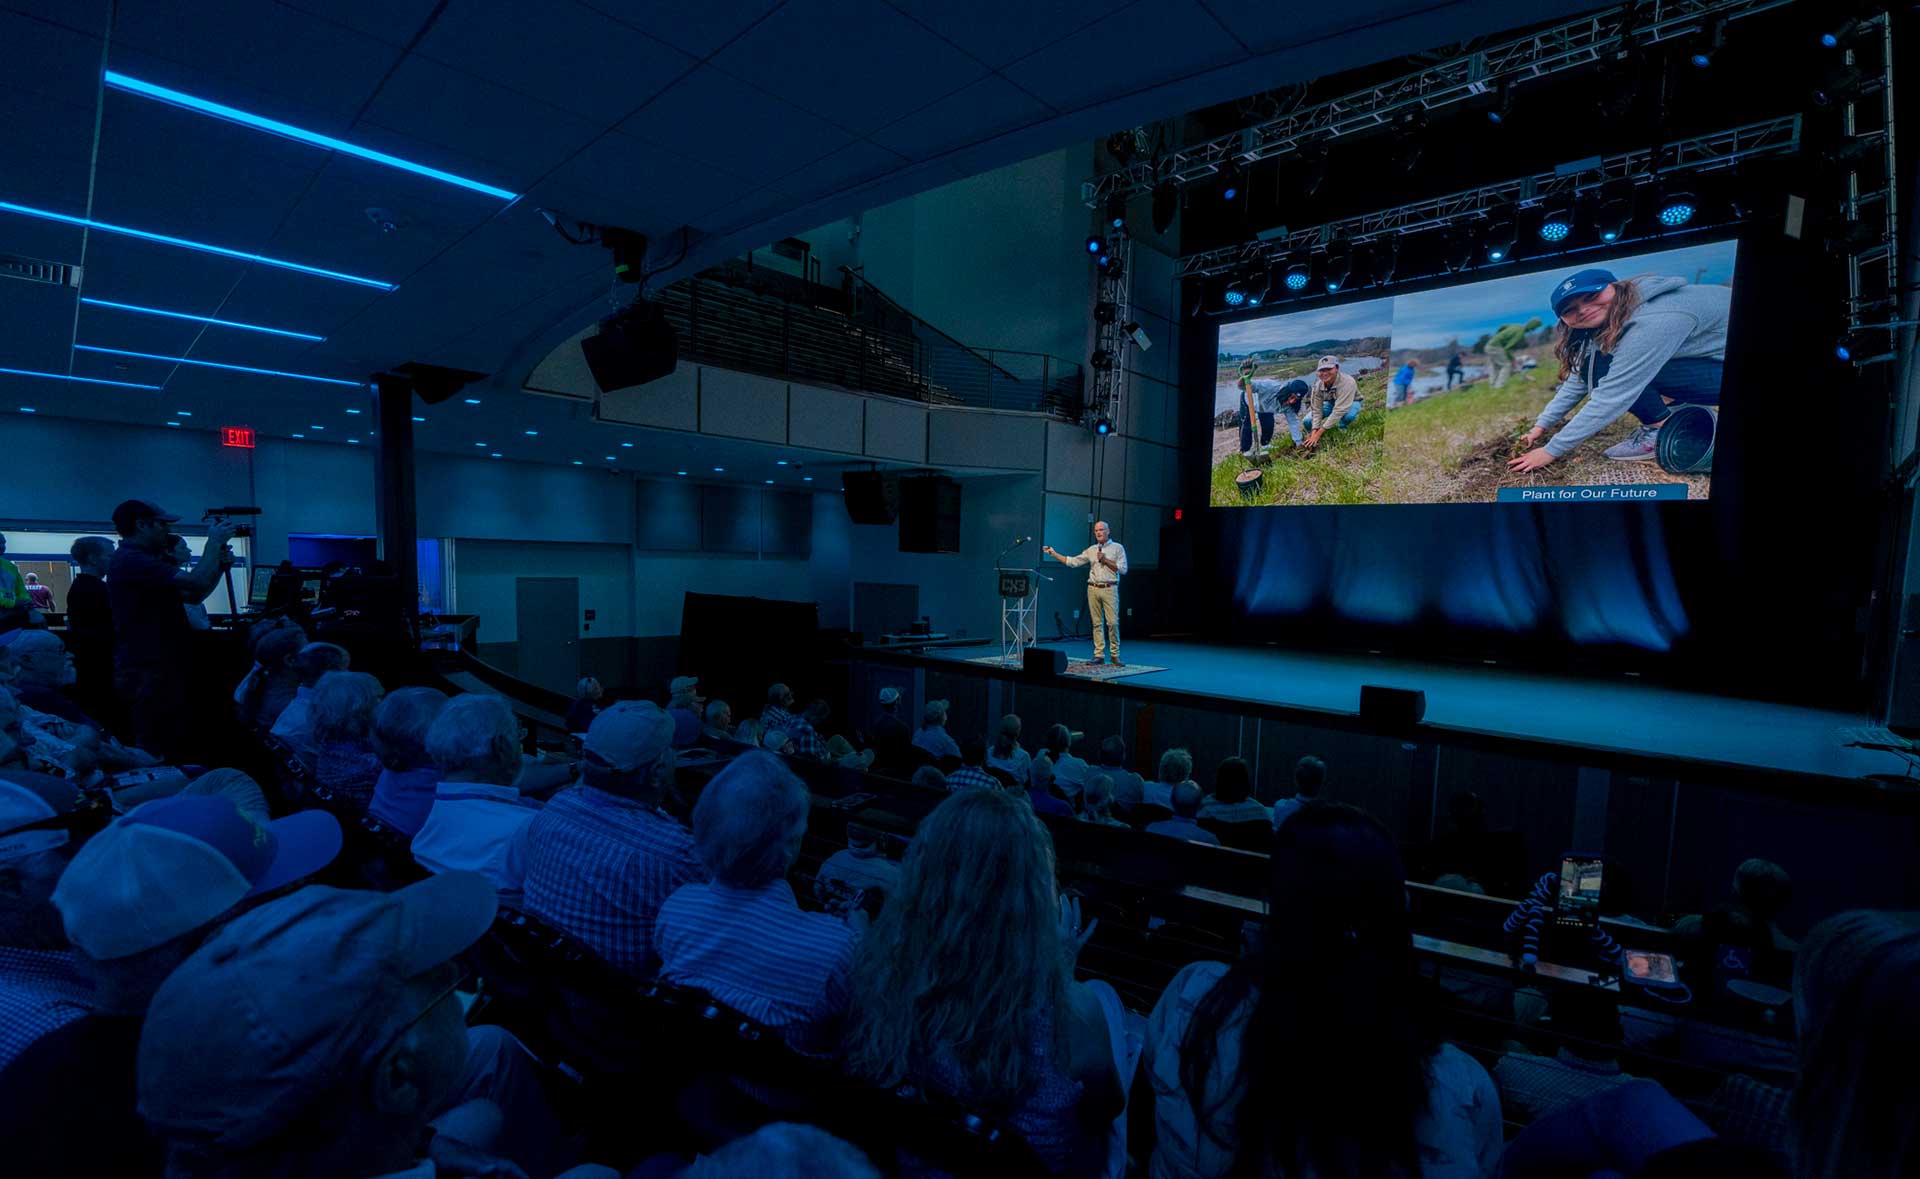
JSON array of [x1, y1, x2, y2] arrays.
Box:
[[898, 476, 961, 553], [842, 472, 901, 525], [1359, 684, 1426, 730], [1023, 647, 1067, 676], [581, 308, 678, 392]]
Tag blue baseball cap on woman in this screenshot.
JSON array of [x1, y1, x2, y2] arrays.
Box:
[[1551, 269, 1617, 316]]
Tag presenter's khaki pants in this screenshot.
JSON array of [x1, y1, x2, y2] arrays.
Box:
[[1088, 583, 1120, 661]]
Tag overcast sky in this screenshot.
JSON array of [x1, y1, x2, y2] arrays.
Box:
[[1389, 239, 1740, 350], [1218, 295, 1395, 356]]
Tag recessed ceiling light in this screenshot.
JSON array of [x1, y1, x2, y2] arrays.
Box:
[[411, 415, 426, 423], [571, 460, 583, 466], [0, 200, 394, 289], [621, 442, 634, 448], [463, 398, 481, 405], [345, 408, 361, 414], [490, 452, 502, 458], [713, 466, 724, 472], [802, 476, 813, 482], [174, 409, 191, 416], [80, 297, 326, 341], [347, 438, 360, 444], [103, 71, 518, 201], [72, 345, 361, 387], [311, 425, 325, 430], [0, 365, 161, 390], [18, 407, 36, 413], [676, 470, 688, 476], [605, 455, 616, 461], [764, 479, 774, 485], [292, 432, 304, 438], [524, 429, 537, 436], [776, 460, 788, 466], [165, 420, 181, 427], [474, 441, 486, 447]]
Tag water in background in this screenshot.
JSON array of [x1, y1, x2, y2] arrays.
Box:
[[1213, 355, 1385, 414]]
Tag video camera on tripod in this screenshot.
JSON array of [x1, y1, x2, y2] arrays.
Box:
[[203, 506, 262, 614]]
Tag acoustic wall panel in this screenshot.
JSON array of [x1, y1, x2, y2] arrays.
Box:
[[788, 382, 864, 453], [864, 398, 927, 463]]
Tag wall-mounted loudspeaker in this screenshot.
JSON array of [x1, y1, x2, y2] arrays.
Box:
[[581, 305, 678, 392], [842, 472, 901, 524], [898, 476, 962, 553], [1023, 647, 1067, 676]]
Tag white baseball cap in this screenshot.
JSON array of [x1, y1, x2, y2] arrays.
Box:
[[878, 687, 901, 705], [1316, 356, 1340, 370]]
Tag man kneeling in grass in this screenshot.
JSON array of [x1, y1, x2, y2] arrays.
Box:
[[1299, 356, 1362, 450]]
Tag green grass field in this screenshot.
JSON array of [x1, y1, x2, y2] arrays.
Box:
[[1208, 370, 1389, 507], [1380, 366, 1556, 481]]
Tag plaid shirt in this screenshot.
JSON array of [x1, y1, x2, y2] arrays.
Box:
[[523, 786, 705, 976], [1493, 1050, 1634, 1123], [782, 719, 828, 761], [761, 706, 795, 735], [0, 948, 90, 1070], [655, 880, 857, 1052], [946, 764, 998, 791]]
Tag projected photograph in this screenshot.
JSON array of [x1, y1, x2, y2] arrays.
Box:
[[1209, 299, 1393, 507], [1379, 239, 1737, 504]]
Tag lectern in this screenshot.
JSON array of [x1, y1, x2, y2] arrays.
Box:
[[998, 568, 1040, 664]]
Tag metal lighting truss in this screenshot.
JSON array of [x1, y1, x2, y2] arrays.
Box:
[[1175, 115, 1801, 279], [1090, 236, 1133, 432], [1081, 0, 1795, 207], [1836, 14, 1899, 365]]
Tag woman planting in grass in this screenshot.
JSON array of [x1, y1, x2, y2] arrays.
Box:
[[1507, 267, 1730, 472]]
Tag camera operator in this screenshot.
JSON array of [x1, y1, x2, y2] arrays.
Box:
[[108, 500, 237, 759]]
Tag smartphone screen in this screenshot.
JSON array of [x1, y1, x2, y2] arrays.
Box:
[[1554, 855, 1604, 930], [1621, 949, 1678, 985]]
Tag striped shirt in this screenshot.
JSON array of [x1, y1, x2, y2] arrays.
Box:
[[523, 786, 705, 976], [0, 948, 90, 1070], [654, 879, 857, 1051], [411, 781, 540, 908], [783, 719, 828, 761], [945, 765, 998, 792], [814, 848, 902, 900], [986, 744, 1032, 784]]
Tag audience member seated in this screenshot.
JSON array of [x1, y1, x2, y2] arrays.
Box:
[[367, 687, 451, 836], [814, 822, 902, 905], [680, 1121, 881, 1179], [1146, 781, 1221, 846], [785, 699, 832, 760], [565, 676, 605, 736], [0, 684, 92, 782], [845, 788, 1124, 1176], [762, 682, 798, 735], [524, 701, 701, 976], [179, 766, 272, 823], [412, 694, 542, 907], [826, 734, 876, 771], [1493, 985, 1635, 1123], [1493, 1079, 1744, 1179], [1199, 757, 1271, 825], [232, 621, 309, 730], [761, 727, 794, 755], [946, 737, 998, 791], [912, 698, 961, 762], [1081, 774, 1129, 829], [654, 751, 859, 1051], [1671, 858, 1797, 952], [0, 774, 91, 1070], [268, 641, 352, 762], [135, 872, 616, 1179], [1035, 725, 1089, 803], [1269, 754, 1326, 829], [872, 686, 911, 748], [3, 632, 159, 774], [700, 699, 735, 744], [1149, 748, 1193, 810], [310, 670, 387, 807], [910, 765, 948, 791], [0, 795, 341, 1175], [1145, 802, 1502, 1179], [1095, 737, 1147, 813], [987, 713, 1032, 784], [668, 675, 705, 747], [1027, 777, 1074, 819]]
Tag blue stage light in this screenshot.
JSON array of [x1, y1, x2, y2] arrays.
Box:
[[1657, 192, 1697, 227], [1093, 417, 1112, 435], [1086, 235, 1104, 254], [0, 201, 395, 289], [1538, 217, 1572, 243], [1284, 265, 1311, 291], [0, 365, 162, 389], [1222, 284, 1247, 307], [103, 71, 518, 201], [1835, 339, 1854, 362], [72, 345, 363, 386], [80, 297, 325, 340]]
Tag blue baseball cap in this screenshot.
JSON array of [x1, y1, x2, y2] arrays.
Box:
[[1551, 269, 1616, 315]]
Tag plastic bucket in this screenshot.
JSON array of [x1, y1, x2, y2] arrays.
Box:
[[1655, 404, 1716, 474]]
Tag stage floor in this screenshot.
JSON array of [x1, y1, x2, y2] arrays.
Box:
[[904, 638, 1907, 784]]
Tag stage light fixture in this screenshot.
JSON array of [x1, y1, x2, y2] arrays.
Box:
[[1090, 350, 1116, 371], [1484, 219, 1518, 261], [1086, 234, 1105, 254], [1537, 207, 1573, 242], [1813, 65, 1868, 107], [1826, 135, 1884, 167], [1486, 77, 1515, 123], [1093, 416, 1113, 435], [1243, 269, 1270, 307], [1656, 191, 1697, 227], [1104, 192, 1128, 230], [1374, 243, 1400, 285], [1690, 15, 1727, 67], [1222, 280, 1248, 308], [1827, 219, 1884, 253], [1098, 255, 1125, 281], [1151, 179, 1178, 233], [1283, 260, 1311, 291], [1105, 130, 1136, 164], [1322, 247, 1352, 293], [1441, 231, 1476, 271], [1219, 164, 1245, 202], [1594, 196, 1633, 242], [1821, 17, 1866, 49], [1300, 148, 1329, 196], [1835, 335, 1855, 362], [1094, 300, 1118, 324]]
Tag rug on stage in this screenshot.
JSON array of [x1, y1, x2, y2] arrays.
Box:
[[965, 654, 1167, 681]]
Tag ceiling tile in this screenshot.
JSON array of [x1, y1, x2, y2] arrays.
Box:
[[275, 0, 443, 46], [356, 56, 604, 184], [711, 0, 987, 135], [0, 283, 82, 373], [693, 186, 800, 235], [620, 66, 853, 185], [414, 2, 695, 125], [773, 140, 908, 205], [869, 74, 1053, 161], [547, 132, 755, 227], [0, 8, 108, 108], [999, 0, 1242, 111], [575, 0, 784, 58], [887, 0, 1136, 69]]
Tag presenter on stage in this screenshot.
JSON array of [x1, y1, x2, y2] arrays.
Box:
[[1043, 521, 1128, 666]]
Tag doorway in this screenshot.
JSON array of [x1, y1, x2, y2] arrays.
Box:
[[515, 577, 580, 694]]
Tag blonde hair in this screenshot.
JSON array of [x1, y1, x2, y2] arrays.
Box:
[[844, 789, 1068, 1104]]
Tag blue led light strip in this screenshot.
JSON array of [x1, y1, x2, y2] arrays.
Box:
[[73, 345, 363, 387], [80, 297, 326, 341], [0, 201, 395, 290], [0, 366, 163, 390], [104, 72, 519, 201]]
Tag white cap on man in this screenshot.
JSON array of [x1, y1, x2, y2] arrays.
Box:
[[878, 687, 900, 706], [1317, 356, 1340, 370]]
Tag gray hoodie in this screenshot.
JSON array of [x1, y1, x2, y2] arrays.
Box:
[[1534, 277, 1730, 458]]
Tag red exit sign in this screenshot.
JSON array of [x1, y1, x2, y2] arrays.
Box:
[[221, 426, 256, 449]]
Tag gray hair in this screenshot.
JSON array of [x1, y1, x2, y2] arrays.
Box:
[[180, 769, 270, 823], [1083, 773, 1117, 821], [426, 694, 521, 785], [705, 699, 732, 725], [290, 642, 350, 687], [687, 1122, 880, 1179], [310, 672, 384, 745], [1157, 747, 1193, 785], [921, 700, 948, 726], [910, 766, 948, 791], [576, 677, 601, 698], [374, 687, 449, 771], [1170, 779, 1204, 818], [692, 751, 809, 888]]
